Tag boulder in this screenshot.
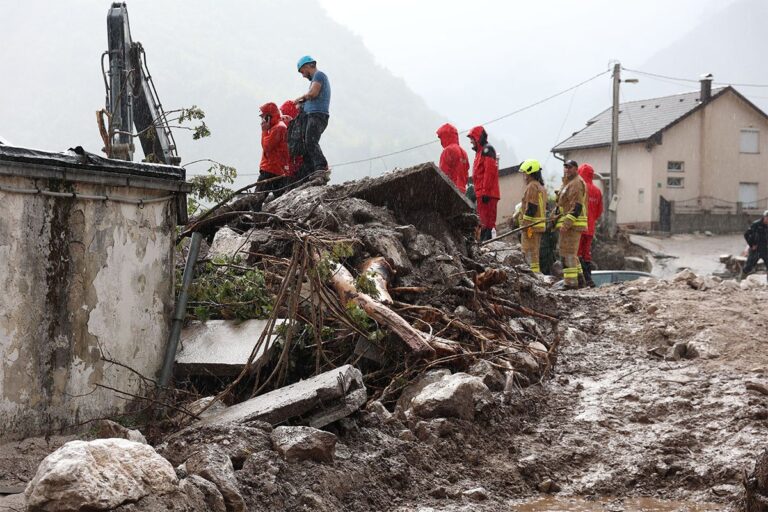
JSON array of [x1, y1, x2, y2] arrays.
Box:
[[182, 475, 226, 512], [208, 227, 251, 261], [185, 445, 246, 512], [462, 487, 489, 501], [409, 373, 493, 420], [270, 426, 337, 463], [467, 360, 505, 391], [396, 368, 452, 415], [157, 422, 272, 467], [25, 439, 177, 512], [93, 419, 147, 444]]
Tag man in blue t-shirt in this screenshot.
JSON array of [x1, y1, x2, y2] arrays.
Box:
[[294, 55, 331, 177]]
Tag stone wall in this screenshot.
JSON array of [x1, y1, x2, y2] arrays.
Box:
[[0, 148, 187, 440]]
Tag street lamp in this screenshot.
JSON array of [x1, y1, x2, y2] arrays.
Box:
[[606, 62, 638, 238]]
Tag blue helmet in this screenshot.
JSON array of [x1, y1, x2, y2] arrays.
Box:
[[296, 55, 316, 71]]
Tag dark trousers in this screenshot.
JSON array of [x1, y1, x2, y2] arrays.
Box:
[[252, 171, 287, 212], [305, 113, 329, 172], [743, 248, 768, 277]]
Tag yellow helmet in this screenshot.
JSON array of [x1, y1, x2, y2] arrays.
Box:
[[519, 159, 541, 175]]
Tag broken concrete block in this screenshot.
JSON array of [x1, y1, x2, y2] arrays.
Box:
[[409, 373, 493, 420], [359, 228, 413, 276], [200, 365, 366, 429], [175, 319, 285, 377], [25, 439, 177, 512], [271, 426, 337, 463], [346, 162, 473, 222], [185, 445, 246, 512]]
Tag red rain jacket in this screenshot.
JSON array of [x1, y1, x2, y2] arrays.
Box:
[[578, 163, 603, 235], [467, 126, 500, 199], [436, 123, 470, 193], [260, 102, 291, 177]]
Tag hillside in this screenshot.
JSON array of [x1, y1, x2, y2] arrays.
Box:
[[0, 0, 513, 184]]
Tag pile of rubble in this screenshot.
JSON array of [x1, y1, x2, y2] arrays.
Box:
[[13, 163, 583, 511]]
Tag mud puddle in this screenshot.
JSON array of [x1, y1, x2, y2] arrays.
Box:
[[510, 496, 720, 511]]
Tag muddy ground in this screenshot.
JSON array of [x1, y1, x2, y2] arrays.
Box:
[[3, 272, 766, 511]]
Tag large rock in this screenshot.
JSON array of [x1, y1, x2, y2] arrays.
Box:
[[25, 439, 177, 512], [409, 373, 493, 420], [396, 368, 452, 415], [185, 445, 246, 512], [467, 360, 505, 391], [157, 422, 272, 467], [271, 426, 337, 463], [200, 364, 366, 429], [207, 227, 251, 261]]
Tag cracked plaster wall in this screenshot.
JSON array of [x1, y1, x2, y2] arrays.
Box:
[[0, 170, 176, 440]]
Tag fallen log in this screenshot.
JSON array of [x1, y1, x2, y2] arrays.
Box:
[[358, 257, 394, 305], [313, 251, 435, 357]]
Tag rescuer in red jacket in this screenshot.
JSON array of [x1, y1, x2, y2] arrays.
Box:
[[256, 102, 291, 210], [577, 163, 604, 287], [467, 126, 500, 242], [436, 123, 469, 193]]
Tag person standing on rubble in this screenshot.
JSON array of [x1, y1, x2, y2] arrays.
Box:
[[577, 163, 603, 287], [517, 159, 547, 273], [741, 210, 768, 281], [436, 123, 470, 193], [280, 100, 309, 182], [294, 56, 331, 177], [555, 159, 588, 289], [467, 126, 500, 242], [255, 102, 291, 211]]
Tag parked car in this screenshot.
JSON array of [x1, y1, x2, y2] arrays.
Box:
[[553, 270, 653, 289]]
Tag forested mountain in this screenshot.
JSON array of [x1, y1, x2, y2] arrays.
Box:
[[0, 0, 513, 184]]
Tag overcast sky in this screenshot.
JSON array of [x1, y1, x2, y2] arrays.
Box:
[[318, 0, 739, 170]]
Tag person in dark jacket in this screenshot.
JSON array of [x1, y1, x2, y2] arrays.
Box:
[[467, 126, 499, 242], [741, 210, 768, 281], [436, 123, 469, 193]]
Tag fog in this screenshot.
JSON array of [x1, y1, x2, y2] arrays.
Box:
[[1, 0, 763, 186]]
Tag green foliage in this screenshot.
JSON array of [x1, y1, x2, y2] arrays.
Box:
[[355, 271, 380, 299], [183, 257, 273, 321], [187, 162, 238, 216], [345, 301, 372, 332], [313, 242, 355, 282]]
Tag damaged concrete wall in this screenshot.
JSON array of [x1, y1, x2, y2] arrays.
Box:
[[0, 152, 187, 440]]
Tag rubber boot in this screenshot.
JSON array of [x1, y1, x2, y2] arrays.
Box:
[[577, 272, 587, 289], [582, 260, 595, 287], [480, 228, 493, 242]]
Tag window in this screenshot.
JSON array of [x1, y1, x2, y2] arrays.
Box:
[[638, 188, 645, 203], [667, 161, 684, 172], [739, 182, 759, 208], [740, 129, 760, 154], [667, 177, 684, 188]]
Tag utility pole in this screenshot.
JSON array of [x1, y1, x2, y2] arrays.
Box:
[[607, 62, 621, 239]]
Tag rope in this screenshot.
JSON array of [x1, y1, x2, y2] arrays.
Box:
[[0, 183, 175, 206]]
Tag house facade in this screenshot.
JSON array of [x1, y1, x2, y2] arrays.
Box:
[[552, 80, 768, 231], [497, 165, 526, 227]]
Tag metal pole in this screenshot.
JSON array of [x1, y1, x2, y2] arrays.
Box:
[[608, 62, 621, 238], [159, 231, 202, 388]]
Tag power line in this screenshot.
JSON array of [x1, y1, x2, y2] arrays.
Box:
[[329, 69, 611, 169], [623, 67, 768, 89]]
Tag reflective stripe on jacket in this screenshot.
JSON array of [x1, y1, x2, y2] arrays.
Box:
[[521, 180, 547, 232], [556, 175, 588, 231]]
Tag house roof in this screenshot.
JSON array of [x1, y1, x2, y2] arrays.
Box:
[[499, 164, 521, 178], [552, 87, 735, 153]]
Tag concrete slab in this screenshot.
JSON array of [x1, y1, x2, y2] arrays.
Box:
[[346, 162, 474, 220], [175, 319, 285, 377], [200, 365, 366, 428]]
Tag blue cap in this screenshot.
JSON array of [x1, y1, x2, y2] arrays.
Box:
[[296, 55, 316, 71]]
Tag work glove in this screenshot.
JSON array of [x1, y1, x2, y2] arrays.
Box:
[[481, 195, 490, 204]]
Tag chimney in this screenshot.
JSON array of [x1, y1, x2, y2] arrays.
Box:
[[700, 73, 713, 103]]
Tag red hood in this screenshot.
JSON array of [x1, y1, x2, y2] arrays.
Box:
[[467, 125, 485, 144], [436, 123, 459, 148], [578, 163, 595, 184], [280, 100, 299, 120], [259, 102, 281, 127]]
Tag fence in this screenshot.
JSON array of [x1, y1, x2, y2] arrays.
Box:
[[659, 195, 767, 234]]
